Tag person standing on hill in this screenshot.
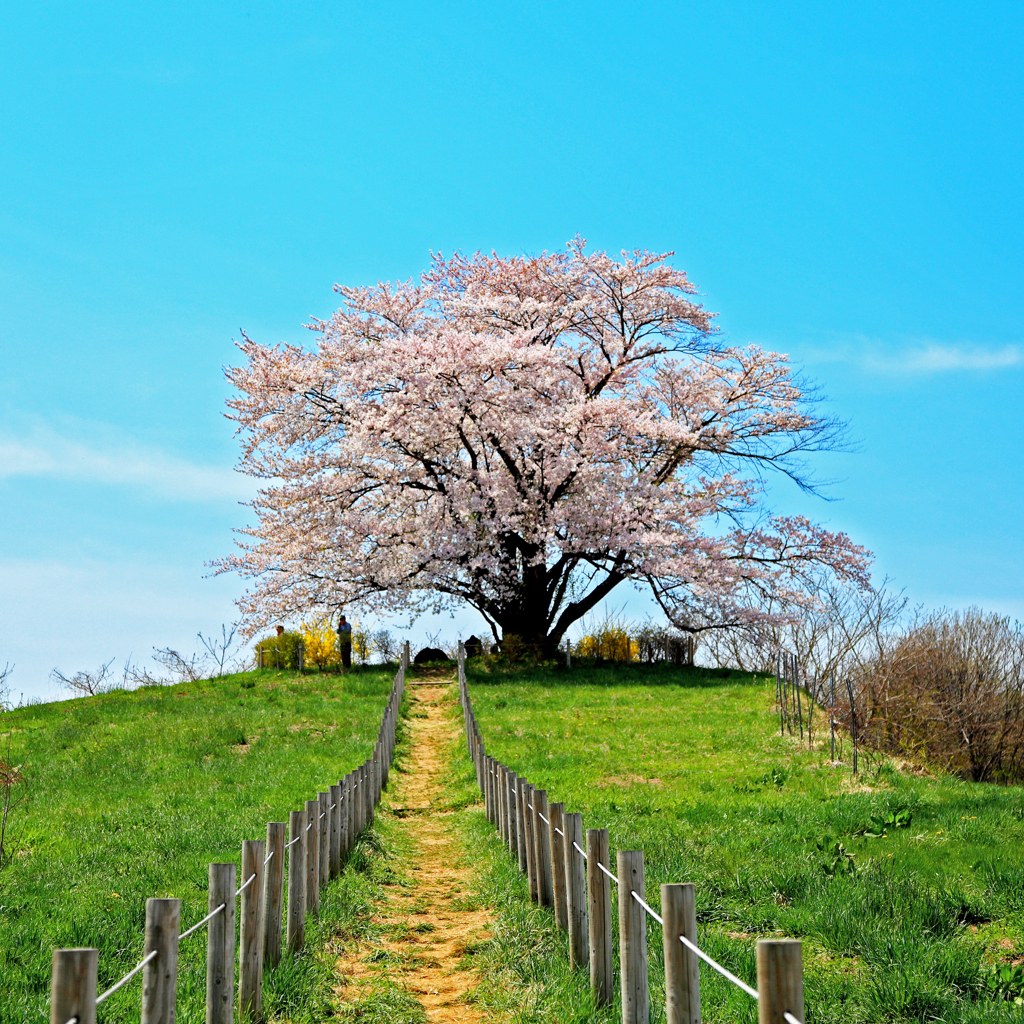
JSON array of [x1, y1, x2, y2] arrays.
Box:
[[337, 614, 353, 669]]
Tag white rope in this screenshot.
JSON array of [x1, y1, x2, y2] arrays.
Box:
[[94, 949, 158, 1005], [179, 902, 225, 941], [263, 849, 274, 866], [319, 812, 326, 820], [679, 935, 759, 1000], [538, 811, 550, 825], [631, 889, 663, 925], [554, 827, 564, 837], [286, 835, 301, 848], [235, 872, 256, 896], [597, 860, 617, 883], [784, 1014, 803, 1024], [306, 822, 313, 831], [572, 840, 589, 860]]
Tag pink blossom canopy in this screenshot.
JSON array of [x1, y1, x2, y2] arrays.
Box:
[[220, 238, 870, 648]]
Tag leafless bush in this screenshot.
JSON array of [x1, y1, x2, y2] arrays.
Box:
[[153, 648, 204, 683], [700, 577, 907, 688], [0, 663, 12, 712], [373, 630, 398, 664], [854, 608, 1024, 782], [50, 659, 117, 696], [0, 739, 23, 875], [198, 624, 240, 677]]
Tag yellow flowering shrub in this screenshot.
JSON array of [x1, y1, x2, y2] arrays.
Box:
[[573, 626, 639, 661], [300, 617, 340, 669]]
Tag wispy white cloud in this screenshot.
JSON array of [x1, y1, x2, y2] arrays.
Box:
[[0, 421, 252, 503], [801, 338, 1023, 375], [864, 343, 1023, 374]]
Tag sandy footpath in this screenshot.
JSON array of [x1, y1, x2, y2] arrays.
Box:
[[334, 680, 491, 1022]]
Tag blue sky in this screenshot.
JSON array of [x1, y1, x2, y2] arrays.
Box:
[[2, 1, 1021, 700]]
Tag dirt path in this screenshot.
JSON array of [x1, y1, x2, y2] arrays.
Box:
[[335, 680, 491, 1022]]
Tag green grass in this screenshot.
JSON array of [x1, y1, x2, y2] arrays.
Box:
[[457, 661, 1024, 1023], [0, 666, 401, 1023]]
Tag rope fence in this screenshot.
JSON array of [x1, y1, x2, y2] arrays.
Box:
[[49, 641, 413, 1024], [459, 641, 806, 1024]]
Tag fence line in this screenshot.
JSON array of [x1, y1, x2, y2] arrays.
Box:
[[458, 641, 805, 1024], [50, 640, 412, 1024]]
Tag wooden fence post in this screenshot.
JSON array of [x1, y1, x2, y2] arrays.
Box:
[[363, 761, 372, 829], [318, 791, 330, 890], [141, 898, 180, 1024], [207, 863, 235, 1024], [305, 798, 320, 915], [329, 784, 342, 878], [587, 828, 613, 1005], [341, 773, 353, 856], [50, 948, 97, 1024], [506, 770, 517, 854], [756, 939, 803, 1024], [523, 783, 538, 900], [662, 883, 700, 1024], [617, 850, 648, 1024], [549, 802, 568, 929], [515, 778, 529, 873], [263, 825, 286, 970], [287, 810, 305, 952], [533, 789, 553, 907], [497, 765, 507, 842], [238, 840, 265, 1021], [563, 812, 588, 971]]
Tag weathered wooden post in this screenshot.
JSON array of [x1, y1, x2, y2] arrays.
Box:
[[756, 939, 804, 1024], [506, 770, 518, 854], [329, 784, 342, 878], [533, 789, 553, 907], [338, 774, 350, 858], [587, 828, 613, 1005], [206, 863, 236, 1024], [495, 764, 505, 840], [318, 791, 330, 890], [141, 898, 180, 1024], [618, 851, 648, 1024], [238, 840, 265, 1021], [523, 782, 538, 899], [563, 812, 588, 970], [305, 798, 320, 915], [50, 948, 97, 1024], [662, 883, 700, 1024], [263, 825, 286, 970], [287, 810, 305, 952], [515, 778, 529, 872], [549, 802, 568, 929]]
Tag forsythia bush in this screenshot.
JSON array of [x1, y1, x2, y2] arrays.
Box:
[[573, 626, 639, 661], [300, 617, 340, 669]]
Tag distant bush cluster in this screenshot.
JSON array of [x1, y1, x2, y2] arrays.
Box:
[[254, 621, 398, 670], [855, 609, 1024, 783], [697, 574, 1024, 784]]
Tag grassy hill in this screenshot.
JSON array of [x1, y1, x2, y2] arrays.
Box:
[[456, 662, 1024, 1023], [0, 667, 397, 1023]]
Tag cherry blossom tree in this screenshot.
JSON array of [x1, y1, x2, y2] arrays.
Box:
[[219, 238, 870, 653]]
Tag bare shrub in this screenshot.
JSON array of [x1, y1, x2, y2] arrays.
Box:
[[0, 663, 12, 712], [373, 630, 397, 664], [855, 608, 1024, 783], [152, 648, 204, 683], [0, 740, 23, 874], [700, 577, 907, 687], [198, 624, 239, 677], [50, 659, 117, 696]]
